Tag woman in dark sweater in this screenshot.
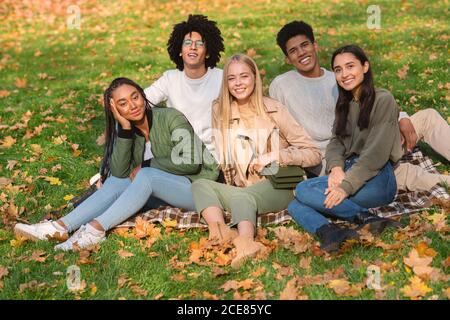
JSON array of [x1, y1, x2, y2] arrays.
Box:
[[288, 45, 402, 253]]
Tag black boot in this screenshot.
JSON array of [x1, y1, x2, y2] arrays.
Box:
[[354, 212, 400, 235], [316, 224, 359, 253]]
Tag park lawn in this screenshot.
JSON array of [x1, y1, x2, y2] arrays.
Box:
[[0, 0, 448, 300]]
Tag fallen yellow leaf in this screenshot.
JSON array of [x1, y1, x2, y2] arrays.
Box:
[[30, 144, 43, 154], [280, 277, 300, 300], [43, 176, 62, 185], [0, 136, 16, 149], [10, 235, 27, 248], [90, 283, 97, 295], [214, 251, 231, 266], [404, 248, 432, 266], [73, 150, 82, 157], [401, 276, 432, 299], [444, 288, 450, 299], [415, 242, 437, 258], [52, 135, 67, 145], [162, 218, 177, 228], [189, 249, 203, 264], [64, 194, 74, 201]]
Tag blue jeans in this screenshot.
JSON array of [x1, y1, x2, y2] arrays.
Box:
[[287, 157, 397, 234], [60, 167, 195, 232]]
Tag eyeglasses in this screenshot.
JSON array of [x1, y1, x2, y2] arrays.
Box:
[[182, 39, 205, 48]]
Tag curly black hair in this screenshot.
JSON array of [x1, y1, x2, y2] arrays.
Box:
[[276, 21, 315, 56], [167, 14, 224, 71]]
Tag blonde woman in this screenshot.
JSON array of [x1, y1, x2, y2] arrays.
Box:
[[192, 54, 321, 268]]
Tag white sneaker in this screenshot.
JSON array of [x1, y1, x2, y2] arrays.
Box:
[[54, 224, 105, 251], [14, 220, 68, 241]]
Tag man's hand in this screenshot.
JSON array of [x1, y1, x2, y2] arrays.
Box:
[[129, 165, 141, 181], [328, 167, 346, 189], [399, 118, 418, 153], [324, 186, 348, 209]]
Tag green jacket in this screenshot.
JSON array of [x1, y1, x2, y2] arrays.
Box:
[[110, 107, 219, 182]]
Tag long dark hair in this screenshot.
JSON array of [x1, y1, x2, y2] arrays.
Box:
[[331, 45, 375, 137], [100, 77, 152, 180]]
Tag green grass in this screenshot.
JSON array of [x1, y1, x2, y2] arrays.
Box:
[[0, 0, 449, 300]]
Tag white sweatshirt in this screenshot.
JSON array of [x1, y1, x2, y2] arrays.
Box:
[[144, 67, 223, 157], [269, 68, 338, 155]]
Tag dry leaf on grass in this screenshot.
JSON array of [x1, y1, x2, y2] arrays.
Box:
[[397, 64, 409, 79], [401, 276, 432, 299], [214, 251, 231, 266], [202, 291, 219, 300], [250, 267, 266, 277], [0, 136, 16, 149], [402, 247, 443, 281], [328, 279, 363, 297], [117, 249, 135, 259], [0, 90, 11, 98], [0, 266, 9, 280], [211, 266, 227, 278], [29, 250, 47, 263], [220, 279, 255, 292], [171, 273, 186, 282], [444, 288, 450, 299], [280, 277, 308, 300], [299, 256, 312, 270], [271, 226, 312, 254], [0, 177, 12, 186], [188, 248, 203, 264], [6, 160, 18, 171]]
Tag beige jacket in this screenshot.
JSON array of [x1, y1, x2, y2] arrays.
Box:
[[212, 97, 322, 187]]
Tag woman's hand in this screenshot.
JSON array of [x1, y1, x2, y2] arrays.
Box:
[[324, 186, 348, 209], [249, 152, 276, 174], [328, 166, 346, 189], [110, 99, 132, 130], [129, 165, 141, 181]]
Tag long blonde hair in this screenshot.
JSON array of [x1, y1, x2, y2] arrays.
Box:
[[214, 54, 268, 165]]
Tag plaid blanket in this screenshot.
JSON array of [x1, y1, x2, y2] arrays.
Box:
[[116, 149, 449, 229]]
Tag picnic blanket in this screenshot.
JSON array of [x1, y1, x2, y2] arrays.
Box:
[[115, 149, 449, 229]]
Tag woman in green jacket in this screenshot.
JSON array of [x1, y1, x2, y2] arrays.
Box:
[[288, 45, 402, 253], [14, 77, 219, 251]]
